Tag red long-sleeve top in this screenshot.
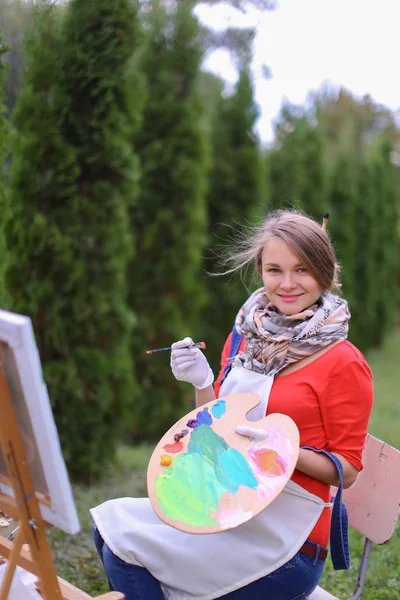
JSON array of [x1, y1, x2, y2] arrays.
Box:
[[214, 335, 374, 546]]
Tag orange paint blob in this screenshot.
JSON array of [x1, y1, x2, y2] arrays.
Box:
[[255, 449, 277, 471], [163, 441, 184, 453], [253, 449, 286, 476], [160, 454, 172, 467]]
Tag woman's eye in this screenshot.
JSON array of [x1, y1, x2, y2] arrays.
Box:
[[268, 268, 280, 273], [297, 268, 307, 273]]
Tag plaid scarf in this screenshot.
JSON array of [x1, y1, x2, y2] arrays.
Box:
[[234, 287, 350, 376]]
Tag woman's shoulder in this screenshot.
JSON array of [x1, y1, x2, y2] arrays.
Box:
[[329, 340, 368, 362], [318, 340, 372, 378]]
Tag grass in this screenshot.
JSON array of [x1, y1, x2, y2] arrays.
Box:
[[49, 332, 400, 599], [48, 444, 153, 595]]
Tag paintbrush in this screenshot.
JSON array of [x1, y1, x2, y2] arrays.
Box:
[[322, 212, 329, 231], [145, 341, 206, 355]]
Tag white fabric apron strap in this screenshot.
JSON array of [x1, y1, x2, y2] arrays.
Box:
[[219, 366, 274, 421]]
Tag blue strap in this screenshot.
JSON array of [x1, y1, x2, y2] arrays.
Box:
[[221, 326, 243, 385], [301, 446, 350, 570]]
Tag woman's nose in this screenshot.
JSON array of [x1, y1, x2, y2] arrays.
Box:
[[280, 274, 296, 290]]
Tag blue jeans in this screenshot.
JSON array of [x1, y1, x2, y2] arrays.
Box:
[[92, 521, 326, 600]]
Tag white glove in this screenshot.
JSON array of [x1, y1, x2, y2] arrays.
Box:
[[170, 337, 214, 390]]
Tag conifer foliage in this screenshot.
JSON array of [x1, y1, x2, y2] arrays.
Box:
[[129, 0, 209, 439], [350, 158, 380, 348], [6, 0, 142, 480], [0, 30, 9, 307], [203, 67, 263, 368], [327, 153, 358, 310], [266, 96, 399, 352], [370, 141, 398, 340], [331, 144, 398, 350], [0, 30, 8, 168], [267, 105, 326, 219]]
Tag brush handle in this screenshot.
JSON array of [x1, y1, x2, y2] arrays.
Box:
[[145, 347, 171, 354], [146, 341, 206, 355]]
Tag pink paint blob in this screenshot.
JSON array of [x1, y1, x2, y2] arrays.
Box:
[[163, 441, 184, 453]]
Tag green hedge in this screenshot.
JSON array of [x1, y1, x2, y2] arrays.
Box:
[[6, 0, 142, 481]]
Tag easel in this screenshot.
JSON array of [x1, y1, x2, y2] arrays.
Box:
[[0, 365, 123, 600]]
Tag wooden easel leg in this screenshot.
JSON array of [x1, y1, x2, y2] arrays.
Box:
[[0, 366, 63, 599], [0, 525, 24, 600], [0, 364, 123, 600]]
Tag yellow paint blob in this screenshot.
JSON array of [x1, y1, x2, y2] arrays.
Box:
[[160, 454, 172, 467]]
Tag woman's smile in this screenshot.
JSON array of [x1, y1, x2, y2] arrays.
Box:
[[278, 294, 304, 303]]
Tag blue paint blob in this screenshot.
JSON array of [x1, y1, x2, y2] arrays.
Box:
[[197, 407, 213, 426], [212, 399, 226, 419], [216, 448, 258, 493]]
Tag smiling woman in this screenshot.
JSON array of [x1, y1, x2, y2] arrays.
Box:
[[90, 210, 373, 600]]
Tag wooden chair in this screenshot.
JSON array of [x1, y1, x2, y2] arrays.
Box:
[[308, 434, 400, 600]]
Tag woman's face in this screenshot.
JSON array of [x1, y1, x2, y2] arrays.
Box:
[[261, 239, 322, 315]]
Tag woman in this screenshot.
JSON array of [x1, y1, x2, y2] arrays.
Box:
[[91, 210, 374, 600]]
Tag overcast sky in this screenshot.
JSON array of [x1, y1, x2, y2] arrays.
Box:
[[195, 0, 400, 143]]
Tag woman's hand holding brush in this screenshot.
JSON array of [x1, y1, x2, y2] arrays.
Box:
[[170, 337, 214, 390]]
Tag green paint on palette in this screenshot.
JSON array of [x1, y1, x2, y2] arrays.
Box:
[[155, 452, 223, 526], [155, 423, 258, 527]]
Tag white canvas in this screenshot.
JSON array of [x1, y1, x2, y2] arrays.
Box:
[[0, 309, 80, 535]]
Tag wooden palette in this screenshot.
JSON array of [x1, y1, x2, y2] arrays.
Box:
[[147, 392, 299, 534]]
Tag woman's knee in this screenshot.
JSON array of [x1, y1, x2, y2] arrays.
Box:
[[101, 545, 132, 593], [102, 546, 165, 600]]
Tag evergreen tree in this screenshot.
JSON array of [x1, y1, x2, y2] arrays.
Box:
[[129, 0, 209, 440], [350, 158, 380, 349], [296, 122, 326, 220], [203, 66, 263, 369], [0, 29, 8, 164], [197, 70, 224, 126], [371, 140, 398, 339], [351, 142, 398, 349], [267, 106, 327, 219], [6, 0, 142, 480], [0, 29, 9, 308], [327, 153, 358, 328]]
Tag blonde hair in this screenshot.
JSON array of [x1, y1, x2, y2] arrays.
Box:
[[221, 209, 341, 292]]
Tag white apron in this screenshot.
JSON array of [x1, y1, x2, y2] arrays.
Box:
[[90, 366, 330, 600]]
